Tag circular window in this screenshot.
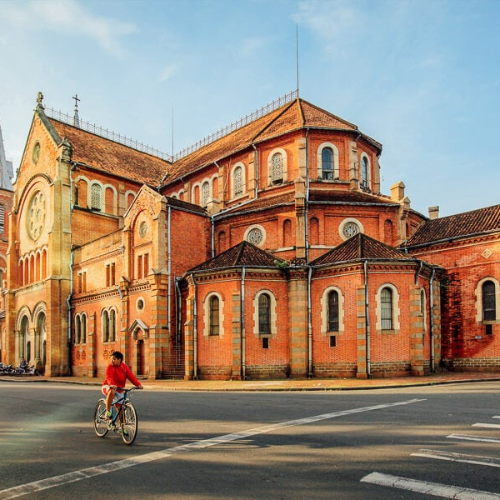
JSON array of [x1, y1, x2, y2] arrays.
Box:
[[339, 218, 363, 241], [27, 191, 46, 241], [139, 221, 148, 238], [246, 227, 264, 246], [136, 298, 145, 311], [32, 142, 41, 165]]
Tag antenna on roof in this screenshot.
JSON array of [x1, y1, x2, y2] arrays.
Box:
[[72, 94, 80, 128], [296, 24, 300, 96], [171, 105, 174, 158]]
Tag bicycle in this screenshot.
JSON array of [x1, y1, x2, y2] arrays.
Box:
[[93, 387, 141, 445]]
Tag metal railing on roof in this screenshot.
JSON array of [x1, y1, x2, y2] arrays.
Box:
[[174, 90, 298, 161], [45, 107, 173, 162], [44, 89, 298, 164]]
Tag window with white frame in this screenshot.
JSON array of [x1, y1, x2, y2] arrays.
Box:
[[252, 290, 277, 337], [91, 183, 102, 211], [267, 148, 287, 185], [232, 164, 245, 198], [203, 292, 224, 337], [321, 286, 344, 336], [317, 143, 339, 180], [201, 181, 210, 206], [360, 154, 370, 189], [475, 277, 499, 328], [375, 284, 400, 333]]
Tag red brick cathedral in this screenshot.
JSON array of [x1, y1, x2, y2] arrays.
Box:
[[1, 91, 499, 380]]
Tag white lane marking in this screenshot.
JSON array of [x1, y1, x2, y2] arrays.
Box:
[[473, 423, 500, 429], [447, 434, 500, 444], [361, 471, 500, 499], [412, 449, 500, 468], [0, 398, 425, 499]]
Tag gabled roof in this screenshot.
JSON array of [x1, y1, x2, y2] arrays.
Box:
[[189, 241, 282, 272], [402, 204, 500, 248], [167, 98, 382, 184], [311, 233, 413, 267], [47, 116, 170, 187]]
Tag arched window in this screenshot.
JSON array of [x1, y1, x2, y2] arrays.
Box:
[[202, 181, 210, 206], [258, 293, 271, 334], [283, 219, 292, 247], [233, 166, 243, 197], [109, 309, 116, 342], [361, 157, 369, 188], [328, 290, 339, 332], [483, 280, 496, 321], [209, 296, 220, 335], [81, 314, 87, 344], [75, 316, 81, 344], [91, 184, 102, 211], [271, 153, 283, 184], [381, 287, 393, 330], [102, 310, 109, 342], [322, 147, 334, 180]]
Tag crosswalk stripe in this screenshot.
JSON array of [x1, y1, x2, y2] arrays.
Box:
[[473, 423, 500, 429], [412, 449, 500, 468], [361, 472, 500, 499], [447, 433, 500, 444]]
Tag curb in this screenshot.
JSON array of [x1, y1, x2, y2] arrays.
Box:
[[2, 375, 500, 392]]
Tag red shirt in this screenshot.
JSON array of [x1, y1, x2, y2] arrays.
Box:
[[102, 362, 140, 391]]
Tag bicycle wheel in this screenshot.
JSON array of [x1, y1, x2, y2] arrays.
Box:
[[93, 399, 109, 438], [120, 402, 138, 445]]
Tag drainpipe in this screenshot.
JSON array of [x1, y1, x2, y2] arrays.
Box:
[[304, 128, 310, 263], [429, 267, 436, 373], [211, 216, 215, 258], [252, 144, 259, 198], [241, 266, 246, 380], [175, 276, 182, 345], [167, 206, 172, 336], [414, 260, 423, 285], [364, 260, 371, 378], [66, 162, 77, 376], [191, 273, 198, 379], [307, 265, 313, 377]]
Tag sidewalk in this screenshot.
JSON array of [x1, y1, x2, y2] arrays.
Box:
[[2, 371, 500, 391]]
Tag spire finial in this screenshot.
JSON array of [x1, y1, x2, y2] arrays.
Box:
[[72, 94, 80, 127]]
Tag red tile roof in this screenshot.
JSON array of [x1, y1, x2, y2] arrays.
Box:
[[311, 233, 413, 266], [402, 204, 500, 248], [190, 241, 282, 272], [166, 98, 382, 185], [48, 118, 170, 186]]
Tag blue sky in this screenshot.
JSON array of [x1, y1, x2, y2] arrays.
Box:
[[0, 0, 498, 217]]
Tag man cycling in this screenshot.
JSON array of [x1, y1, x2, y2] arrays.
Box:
[[102, 351, 143, 434]]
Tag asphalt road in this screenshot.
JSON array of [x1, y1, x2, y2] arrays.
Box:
[[1, 380, 500, 499]]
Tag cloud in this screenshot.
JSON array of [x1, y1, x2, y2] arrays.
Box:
[[159, 64, 179, 83], [294, 0, 363, 55], [3, 0, 137, 58]]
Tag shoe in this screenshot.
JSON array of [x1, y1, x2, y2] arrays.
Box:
[[121, 426, 129, 436], [105, 411, 112, 420]]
